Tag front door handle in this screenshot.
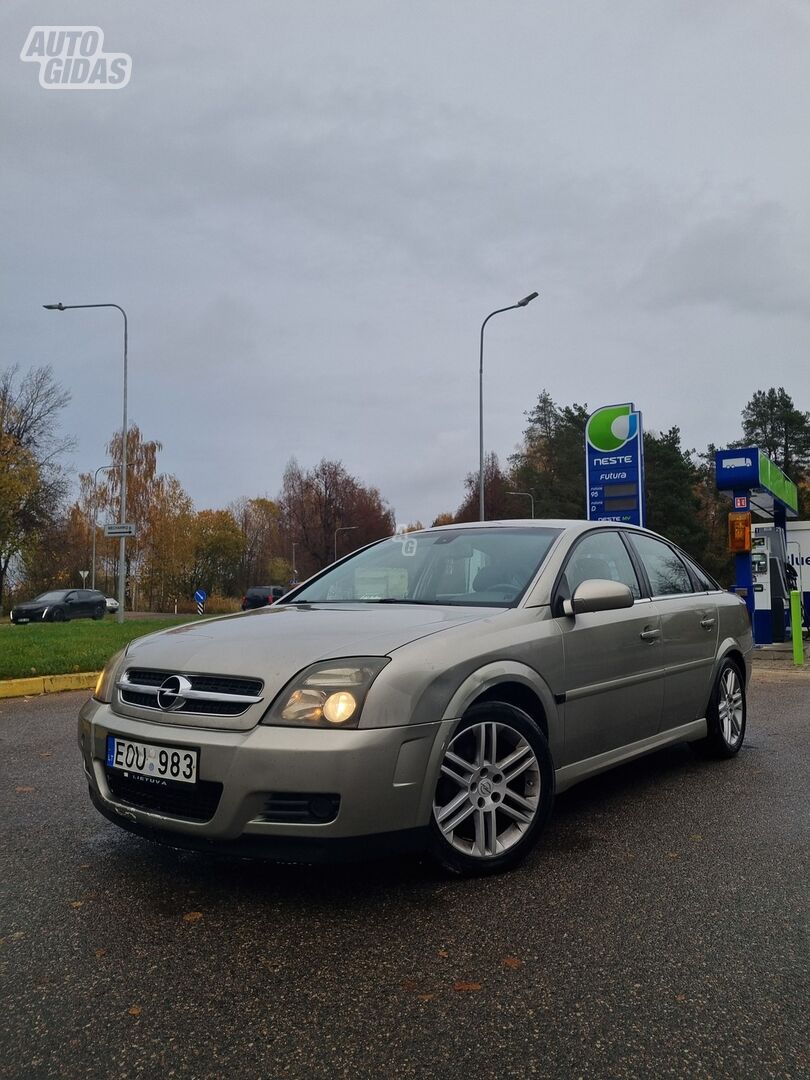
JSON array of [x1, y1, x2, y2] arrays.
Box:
[[639, 627, 661, 643], [700, 617, 716, 630]]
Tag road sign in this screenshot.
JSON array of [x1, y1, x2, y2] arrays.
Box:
[[79, 570, 89, 583], [104, 523, 137, 538], [194, 589, 208, 604]]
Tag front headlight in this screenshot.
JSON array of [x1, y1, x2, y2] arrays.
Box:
[[262, 657, 390, 729], [93, 647, 127, 703]]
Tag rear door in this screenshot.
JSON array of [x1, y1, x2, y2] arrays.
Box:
[[554, 529, 665, 765], [625, 532, 718, 731]]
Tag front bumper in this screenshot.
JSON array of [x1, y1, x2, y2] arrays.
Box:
[[79, 698, 452, 855]]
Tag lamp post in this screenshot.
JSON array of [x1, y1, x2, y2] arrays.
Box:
[[91, 462, 134, 589], [334, 525, 358, 562], [45, 302, 129, 624], [479, 292, 538, 521], [506, 490, 535, 519]]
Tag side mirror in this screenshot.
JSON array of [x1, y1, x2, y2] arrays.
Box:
[[562, 579, 634, 616]]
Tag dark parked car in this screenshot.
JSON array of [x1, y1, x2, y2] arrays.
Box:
[[241, 586, 286, 611], [11, 589, 107, 624]]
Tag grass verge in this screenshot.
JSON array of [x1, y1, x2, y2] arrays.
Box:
[[0, 617, 194, 680]]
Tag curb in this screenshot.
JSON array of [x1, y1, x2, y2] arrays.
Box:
[[0, 671, 100, 700]]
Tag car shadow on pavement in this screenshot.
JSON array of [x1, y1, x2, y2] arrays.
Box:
[[90, 738, 723, 916]]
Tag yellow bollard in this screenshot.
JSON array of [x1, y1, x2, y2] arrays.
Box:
[[790, 591, 805, 666]]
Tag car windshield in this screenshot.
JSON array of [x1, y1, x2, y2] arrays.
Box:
[[286, 527, 560, 607], [33, 591, 69, 602]]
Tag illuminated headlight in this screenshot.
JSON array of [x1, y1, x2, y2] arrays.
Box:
[[263, 658, 390, 728], [93, 647, 127, 703]]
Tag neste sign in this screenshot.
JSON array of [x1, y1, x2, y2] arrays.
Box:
[[585, 403, 645, 527]]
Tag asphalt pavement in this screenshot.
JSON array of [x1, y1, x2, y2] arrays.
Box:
[[1, 673, 808, 1080]]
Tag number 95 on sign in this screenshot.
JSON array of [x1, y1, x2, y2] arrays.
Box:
[[106, 735, 198, 784]]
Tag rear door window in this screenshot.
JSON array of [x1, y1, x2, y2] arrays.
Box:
[[629, 534, 693, 596]]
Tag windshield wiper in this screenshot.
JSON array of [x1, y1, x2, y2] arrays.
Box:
[[367, 598, 434, 604]]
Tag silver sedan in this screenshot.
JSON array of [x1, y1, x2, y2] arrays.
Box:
[[80, 520, 752, 875]]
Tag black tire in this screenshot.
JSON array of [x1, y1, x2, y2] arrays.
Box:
[[428, 701, 555, 877], [51, 608, 66, 623], [92, 605, 105, 620], [692, 657, 746, 759]]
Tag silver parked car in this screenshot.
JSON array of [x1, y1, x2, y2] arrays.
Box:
[[80, 521, 752, 875]]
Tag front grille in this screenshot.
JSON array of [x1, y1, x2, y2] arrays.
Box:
[[118, 668, 264, 716], [255, 793, 340, 824], [105, 769, 223, 822]]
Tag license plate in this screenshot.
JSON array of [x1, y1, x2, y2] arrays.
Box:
[[15, 618, 29, 624], [106, 735, 198, 785]]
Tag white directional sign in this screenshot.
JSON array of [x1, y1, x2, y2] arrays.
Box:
[[104, 522, 137, 538]]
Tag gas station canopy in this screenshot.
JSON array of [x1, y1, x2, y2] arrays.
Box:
[[715, 447, 798, 519]]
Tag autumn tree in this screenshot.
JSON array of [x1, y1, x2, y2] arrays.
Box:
[[189, 509, 245, 596], [230, 496, 286, 589], [279, 458, 395, 575], [0, 366, 72, 612], [453, 453, 514, 522]]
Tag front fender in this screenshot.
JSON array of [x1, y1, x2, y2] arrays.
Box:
[[415, 661, 560, 828]]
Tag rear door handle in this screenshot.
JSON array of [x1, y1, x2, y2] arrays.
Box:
[[700, 618, 716, 630], [639, 627, 661, 643]]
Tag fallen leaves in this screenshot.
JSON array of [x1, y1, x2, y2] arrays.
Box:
[[502, 956, 522, 970], [453, 981, 482, 993], [15, 787, 35, 794], [128, 1005, 142, 1017], [70, 901, 84, 909], [94, 948, 107, 959], [182, 911, 203, 924]]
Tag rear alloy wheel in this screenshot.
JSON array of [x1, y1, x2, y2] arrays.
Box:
[[93, 605, 105, 620], [430, 702, 554, 876], [693, 658, 746, 759]]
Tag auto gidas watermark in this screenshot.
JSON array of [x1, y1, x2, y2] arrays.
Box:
[[20, 26, 132, 89]]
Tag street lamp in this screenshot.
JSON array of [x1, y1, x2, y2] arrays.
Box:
[[91, 462, 134, 589], [506, 490, 535, 519], [45, 302, 129, 623], [334, 525, 358, 562], [479, 292, 538, 521]]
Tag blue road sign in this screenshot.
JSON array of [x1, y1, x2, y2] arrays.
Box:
[[194, 588, 208, 604]]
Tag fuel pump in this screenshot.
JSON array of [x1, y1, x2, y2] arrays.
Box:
[[752, 525, 791, 642]]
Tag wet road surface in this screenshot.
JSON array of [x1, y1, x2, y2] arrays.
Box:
[[1, 672, 807, 1079]]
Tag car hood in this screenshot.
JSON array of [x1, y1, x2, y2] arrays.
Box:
[[126, 603, 498, 672], [14, 602, 48, 612], [117, 604, 500, 730]]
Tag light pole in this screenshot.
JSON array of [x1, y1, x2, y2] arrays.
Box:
[[506, 490, 535, 519], [91, 462, 134, 589], [45, 302, 129, 624], [479, 292, 538, 521], [334, 525, 358, 562]]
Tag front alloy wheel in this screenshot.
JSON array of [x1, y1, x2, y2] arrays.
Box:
[[430, 702, 554, 875]]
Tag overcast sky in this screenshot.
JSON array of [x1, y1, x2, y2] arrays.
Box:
[[3, 0, 809, 525]]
